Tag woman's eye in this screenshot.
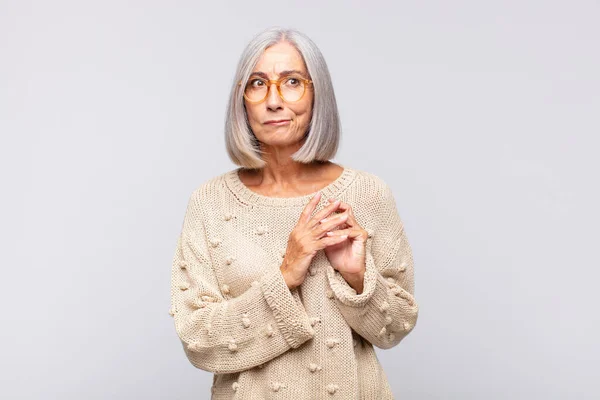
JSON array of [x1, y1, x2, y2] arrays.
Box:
[[285, 78, 300, 86], [250, 79, 264, 87]]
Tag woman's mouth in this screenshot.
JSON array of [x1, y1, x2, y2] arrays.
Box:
[[265, 119, 291, 126]]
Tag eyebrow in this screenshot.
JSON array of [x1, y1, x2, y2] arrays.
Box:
[[250, 70, 309, 79]]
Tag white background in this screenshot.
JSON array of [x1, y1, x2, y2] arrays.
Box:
[[1, 0, 598, 398]]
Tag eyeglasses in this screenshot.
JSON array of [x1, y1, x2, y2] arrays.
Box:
[[240, 75, 313, 103]]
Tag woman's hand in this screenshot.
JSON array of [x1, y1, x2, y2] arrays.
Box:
[[280, 192, 350, 290], [322, 198, 369, 293]]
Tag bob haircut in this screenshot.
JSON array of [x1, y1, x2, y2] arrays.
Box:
[[225, 27, 341, 169]]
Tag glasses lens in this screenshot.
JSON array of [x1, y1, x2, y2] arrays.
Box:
[[245, 78, 268, 102], [280, 77, 305, 102]]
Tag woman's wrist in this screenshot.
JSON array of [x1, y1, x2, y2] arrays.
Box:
[[340, 270, 365, 294], [280, 265, 300, 290]]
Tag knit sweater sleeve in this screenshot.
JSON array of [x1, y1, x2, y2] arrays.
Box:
[[169, 190, 315, 374], [325, 183, 419, 349]]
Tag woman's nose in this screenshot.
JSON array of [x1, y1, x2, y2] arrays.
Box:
[[265, 83, 283, 110]]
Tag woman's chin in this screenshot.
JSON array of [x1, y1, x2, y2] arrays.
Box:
[[257, 129, 303, 142], [260, 135, 305, 148]]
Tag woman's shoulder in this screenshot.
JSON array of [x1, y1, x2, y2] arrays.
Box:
[[351, 167, 388, 186], [185, 169, 237, 203], [345, 166, 393, 199]]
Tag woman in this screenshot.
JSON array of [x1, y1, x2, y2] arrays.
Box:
[[169, 27, 418, 399]]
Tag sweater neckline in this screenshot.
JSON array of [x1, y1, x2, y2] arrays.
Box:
[[224, 164, 357, 207]]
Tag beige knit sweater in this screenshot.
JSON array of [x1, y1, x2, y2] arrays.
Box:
[[169, 165, 419, 399]]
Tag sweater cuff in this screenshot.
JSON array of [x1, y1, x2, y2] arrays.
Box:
[[259, 267, 315, 348], [325, 241, 378, 308]]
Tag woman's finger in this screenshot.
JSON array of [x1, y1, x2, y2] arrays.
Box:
[[325, 227, 363, 239], [313, 211, 348, 238], [331, 201, 359, 227], [299, 191, 322, 224], [317, 232, 349, 249], [307, 199, 342, 229]]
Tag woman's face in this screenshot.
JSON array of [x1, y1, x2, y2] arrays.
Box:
[[244, 41, 313, 149]]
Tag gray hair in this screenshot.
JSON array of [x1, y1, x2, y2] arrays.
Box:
[[224, 27, 341, 169]]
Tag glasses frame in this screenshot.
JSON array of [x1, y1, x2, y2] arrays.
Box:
[[239, 75, 313, 104]]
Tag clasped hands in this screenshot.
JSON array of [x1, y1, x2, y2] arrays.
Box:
[[281, 191, 368, 294]]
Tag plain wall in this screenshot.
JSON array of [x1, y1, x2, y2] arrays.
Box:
[[1, 0, 598, 398]]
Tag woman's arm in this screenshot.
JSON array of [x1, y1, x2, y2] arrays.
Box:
[[169, 190, 315, 374], [324, 183, 419, 349]]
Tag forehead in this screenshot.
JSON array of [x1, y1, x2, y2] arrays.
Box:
[[253, 41, 307, 76]]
